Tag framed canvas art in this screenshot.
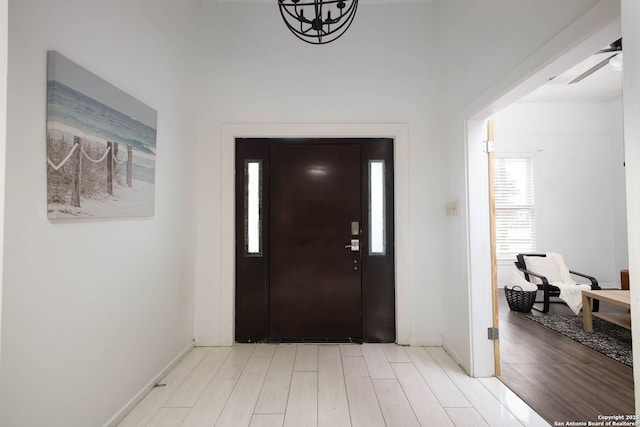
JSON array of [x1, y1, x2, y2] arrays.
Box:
[[46, 51, 157, 218]]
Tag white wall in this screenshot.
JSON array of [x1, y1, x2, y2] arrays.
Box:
[[192, 3, 446, 347], [492, 100, 628, 287], [0, 1, 199, 426]]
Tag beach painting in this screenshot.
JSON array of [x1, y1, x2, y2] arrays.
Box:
[[46, 51, 157, 219]]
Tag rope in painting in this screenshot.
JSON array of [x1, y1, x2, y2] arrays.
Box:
[[81, 144, 112, 164], [112, 148, 127, 165], [46, 142, 79, 171], [47, 141, 129, 170]]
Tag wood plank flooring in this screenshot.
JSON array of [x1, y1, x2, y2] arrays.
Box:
[[118, 343, 549, 427], [498, 290, 635, 425]]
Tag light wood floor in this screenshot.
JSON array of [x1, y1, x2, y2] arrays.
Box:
[[118, 343, 549, 427]]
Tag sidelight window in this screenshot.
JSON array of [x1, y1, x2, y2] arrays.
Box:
[[245, 160, 262, 256], [369, 160, 386, 255]]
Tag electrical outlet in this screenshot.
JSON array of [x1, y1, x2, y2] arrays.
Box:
[[446, 201, 458, 216]]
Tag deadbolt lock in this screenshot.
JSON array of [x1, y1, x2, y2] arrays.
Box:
[[351, 221, 360, 236]]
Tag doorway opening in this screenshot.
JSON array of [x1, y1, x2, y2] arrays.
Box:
[[465, 12, 631, 422]]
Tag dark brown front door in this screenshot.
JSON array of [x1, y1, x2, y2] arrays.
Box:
[[269, 143, 362, 341], [235, 137, 395, 344]]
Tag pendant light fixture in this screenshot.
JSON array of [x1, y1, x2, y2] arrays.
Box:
[[277, 0, 358, 45]]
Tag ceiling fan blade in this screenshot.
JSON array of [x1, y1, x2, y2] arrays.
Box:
[[569, 54, 617, 84], [598, 38, 622, 54]]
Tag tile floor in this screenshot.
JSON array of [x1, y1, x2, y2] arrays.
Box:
[[117, 344, 550, 427]]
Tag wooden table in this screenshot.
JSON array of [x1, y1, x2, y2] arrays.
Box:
[[582, 290, 631, 332]]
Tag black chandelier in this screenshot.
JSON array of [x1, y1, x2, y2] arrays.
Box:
[[277, 0, 358, 45]]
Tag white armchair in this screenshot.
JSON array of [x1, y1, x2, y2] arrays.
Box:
[[514, 253, 600, 314]]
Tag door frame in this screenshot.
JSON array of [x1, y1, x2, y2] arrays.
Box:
[[217, 123, 410, 346]]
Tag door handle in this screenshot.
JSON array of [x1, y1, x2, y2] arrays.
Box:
[[345, 239, 360, 251]]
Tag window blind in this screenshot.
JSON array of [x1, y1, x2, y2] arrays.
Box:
[[494, 157, 535, 260]]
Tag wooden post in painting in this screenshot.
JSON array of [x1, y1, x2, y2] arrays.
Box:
[[70, 136, 82, 207], [114, 142, 119, 176], [127, 144, 133, 187], [107, 141, 113, 195]]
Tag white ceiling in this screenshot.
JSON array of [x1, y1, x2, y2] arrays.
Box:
[[202, 0, 620, 103], [520, 50, 623, 103]]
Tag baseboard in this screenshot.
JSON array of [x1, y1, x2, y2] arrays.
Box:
[[102, 340, 195, 427], [442, 343, 466, 373]]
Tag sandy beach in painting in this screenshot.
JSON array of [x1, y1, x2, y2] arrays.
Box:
[[47, 120, 156, 218], [47, 180, 154, 218]]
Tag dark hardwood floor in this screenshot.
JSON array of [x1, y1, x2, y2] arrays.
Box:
[[498, 289, 635, 424]]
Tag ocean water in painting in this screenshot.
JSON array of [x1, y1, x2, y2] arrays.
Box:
[[47, 80, 156, 184]]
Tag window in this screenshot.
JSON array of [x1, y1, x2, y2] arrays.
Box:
[[369, 160, 386, 255], [245, 160, 262, 256], [494, 156, 535, 260]]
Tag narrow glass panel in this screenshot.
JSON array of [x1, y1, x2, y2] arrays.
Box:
[[369, 160, 385, 255], [245, 160, 262, 256]]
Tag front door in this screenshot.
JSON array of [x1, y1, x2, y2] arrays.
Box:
[[269, 143, 362, 341], [235, 138, 395, 343]]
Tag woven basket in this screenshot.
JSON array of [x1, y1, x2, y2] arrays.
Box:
[[504, 285, 537, 312]]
